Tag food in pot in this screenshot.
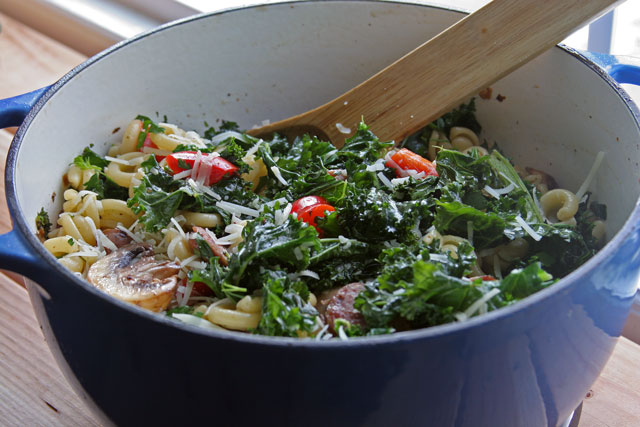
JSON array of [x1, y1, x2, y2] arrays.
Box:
[[38, 101, 607, 338]]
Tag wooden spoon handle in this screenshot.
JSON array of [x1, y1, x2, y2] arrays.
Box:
[[252, 0, 619, 146]]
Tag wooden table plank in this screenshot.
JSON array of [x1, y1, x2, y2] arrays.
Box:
[[0, 273, 100, 425], [581, 337, 640, 426], [0, 7, 639, 427], [0, 13, 85, 99]]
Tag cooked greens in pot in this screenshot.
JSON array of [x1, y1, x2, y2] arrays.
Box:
[[39, 101, 606, 338]]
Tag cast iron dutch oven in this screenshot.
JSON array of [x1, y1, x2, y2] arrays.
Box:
[[1, 1, 640, 426]]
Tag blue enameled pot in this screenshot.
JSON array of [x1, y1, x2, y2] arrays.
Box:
[[1, 2, 640, 426]]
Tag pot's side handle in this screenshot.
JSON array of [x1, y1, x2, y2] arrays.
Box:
[[0, 87, 55, 292], [0, 230, 51, 286], [582, 51, 640, 86], [0, 87, 49, 128]]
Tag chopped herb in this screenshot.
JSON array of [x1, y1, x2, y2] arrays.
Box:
[[135, 115, 165, 149], [72, 147, 109, 171], [35, 208, 51, 240], [177, 158, 192, 170]]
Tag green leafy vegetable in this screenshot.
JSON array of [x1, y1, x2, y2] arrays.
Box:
[[135, 115, 165, 149], [72, 147, 109, 171], [84, 173, 129, 200], [35, 208, 51, 240], [226, 214, 322, 290], [253, 271, 318, 337]]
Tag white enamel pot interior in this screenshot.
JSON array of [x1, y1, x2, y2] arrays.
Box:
[[17, 3, 640, 239], [5, 1, 640, 426]]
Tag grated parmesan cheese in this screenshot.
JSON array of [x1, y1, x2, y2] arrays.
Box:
[[493, 254, 503, 280], [335, 123, 351, 134], [210, 130, 253, 145], [298, 270, 320, 280], [575, 151, 605, 201], [454, 312, 469, 322], [170, 217, 186, 239], [116, 225, 144, 243], [391, 176, 411, 186], [515, 215, 542, 241], [105, 156, 132, 166], [243, 139, 263, 159], [96, 229, 118, 252], [270, 165, 289, 186], [172, 313, 224, 331], [180, 255, 199, 269], [377, 172, 393, 189], [173, 169, 192, 180], [483, 185, 502, 199], [337, 325, 349, 341], [141, 147, 171, 156], [464, 288, 501, 318], [315, 324, 330, 340], [216, 201, 259, 217]]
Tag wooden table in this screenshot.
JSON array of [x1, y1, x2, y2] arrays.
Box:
[[0, 11, 639, 426]]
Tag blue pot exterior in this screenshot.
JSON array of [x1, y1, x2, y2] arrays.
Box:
[[3, 2, 640, 426], [23, 220, 640, 427]]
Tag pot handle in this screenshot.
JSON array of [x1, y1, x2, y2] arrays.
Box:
[[0, 230, 51, 285], [582, 51, 640, 86], [0, 87, 53, 290], [0, 87, 49, 128]]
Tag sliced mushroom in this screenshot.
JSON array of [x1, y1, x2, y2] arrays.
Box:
[[87, 243, 180, 312], [102, 228, 133, 252]]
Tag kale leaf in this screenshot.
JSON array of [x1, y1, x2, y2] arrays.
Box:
[[72, 147, 109, 171], [225, 214, 322, 290], [253, 271, 319, 337]]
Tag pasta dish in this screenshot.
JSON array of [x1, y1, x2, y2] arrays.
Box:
[[36, 101, 606, 339]]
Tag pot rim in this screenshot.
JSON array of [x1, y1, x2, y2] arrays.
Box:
[[7, 0, 640, 348]]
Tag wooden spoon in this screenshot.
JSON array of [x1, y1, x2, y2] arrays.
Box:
[[248, 0, 620, 146]]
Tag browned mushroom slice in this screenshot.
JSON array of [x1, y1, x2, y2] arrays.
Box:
[[87, 243, 180, 312], [102, 228, 133, 251]]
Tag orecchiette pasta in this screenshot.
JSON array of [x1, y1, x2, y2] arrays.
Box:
[[163, 229, 194, 262], [439, 234, 468, 259], [592, 220, 606, 244], [100, 199, 137, 228], [539, 188, 579, 222], [104, 152, 148, 188], [116, 119, 142, 155], [58, 214, 98, 245], [449, 127, 480, 151], [427, 129, 452, 161], [236, 295, 263, 313], [496, 238, 529, 262], [462, 145, 488, 157], [43, 235, 80, 257], [180, 211, 223, 228], [66, 165, 97, 190], [205, 299, 261, 331]]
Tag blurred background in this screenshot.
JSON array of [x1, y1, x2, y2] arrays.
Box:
[[0, 0, 638, 56], [2, 0, 637, 101]]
